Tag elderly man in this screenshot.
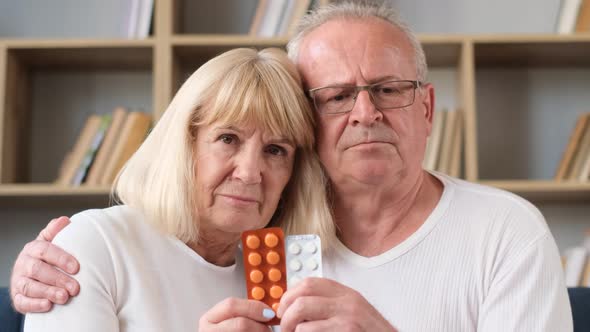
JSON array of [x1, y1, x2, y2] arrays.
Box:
[[9, 2, 571, 331]]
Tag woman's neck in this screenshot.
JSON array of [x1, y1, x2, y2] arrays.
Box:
[[186, 228, 241, 267]]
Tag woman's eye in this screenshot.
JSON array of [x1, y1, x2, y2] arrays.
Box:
[[219, 134, 237, 144], [266, 144, 287, 156]]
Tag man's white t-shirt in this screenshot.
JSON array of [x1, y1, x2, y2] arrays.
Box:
[[25, 172, 572, 331], [323, 172, 572, 331]]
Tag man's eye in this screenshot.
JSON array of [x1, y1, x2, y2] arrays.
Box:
[[375, 86, 400, 95], [266, 144, 286, 156], [219, 134, 237, 144], [327, 92, 351, 103]]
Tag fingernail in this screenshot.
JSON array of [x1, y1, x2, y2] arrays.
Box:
[[67, 261, 76, 273], [66, 282, 76, 293], [40, 299, 51, 310], [56, 290, 66, 301], [263, 308, 276, 319]]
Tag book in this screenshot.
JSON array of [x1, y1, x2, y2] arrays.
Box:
[[557, 0, 584, 34], [85, 107, 128, 185], [578, 142, 590, 181], [564, 246, 587, 287], [136, 0, 154, 39], [448, 110, 464, 178], [575, 0, 590, 32], [276, 0, 297, 37], [71, 114, 112, 186], [568, 117, 590, 180], [100, 111, 152, 185], [249, 0, 269, 36], [423, 109, 447, 171], [555, 113, 590, 180], [126, 0, 140, 38], [438, 110, 458, 174], [56, 114, 102, 186], [257, 0, 288, 37]]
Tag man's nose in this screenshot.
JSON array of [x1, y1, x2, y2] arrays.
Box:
[[233, 150, 263, 185], [348, 90, 383, 126]]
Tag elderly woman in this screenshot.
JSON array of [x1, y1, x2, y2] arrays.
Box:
[[24, 48, 334, 332]]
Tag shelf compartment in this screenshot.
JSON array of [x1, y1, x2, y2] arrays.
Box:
[[0, 45, 154, 184], [173, 0, 260, 35], [473, 38, 590, 182]]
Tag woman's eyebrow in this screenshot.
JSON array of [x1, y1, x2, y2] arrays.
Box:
[[268, 137, 295, 147]]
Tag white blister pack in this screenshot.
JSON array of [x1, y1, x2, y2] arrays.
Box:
[[285, 234, 322, 287]]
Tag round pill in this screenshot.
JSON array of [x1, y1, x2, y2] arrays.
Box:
[[304, 242, 317, 254], [266, 251, 280, 265], [306, 259, 318, 271], [270, 285, 284, 299], [250, 269, 263, 283], [288, 242, 302, 255], [289, 259, 302, 271], [268, 268, 282, 282], [272, 302, 280, 313], [251, 286, 265, 300], [246, 235, 260, 249], [248, 252, 262, 266], [264, 233, 279, 248]]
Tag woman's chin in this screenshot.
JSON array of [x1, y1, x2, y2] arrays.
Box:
[[213, 214, 269, 234]]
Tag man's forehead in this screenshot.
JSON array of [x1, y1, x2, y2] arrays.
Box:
[[296, 17, 415, 82], [298, 31, 412, 87]]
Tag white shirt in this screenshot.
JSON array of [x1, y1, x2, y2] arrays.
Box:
[[323, 172, 573, 331], [25, 172, 573, 331], [25, 205, 246, 332]]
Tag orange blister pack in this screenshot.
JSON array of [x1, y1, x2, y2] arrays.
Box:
[[241, 227, 287, 325]]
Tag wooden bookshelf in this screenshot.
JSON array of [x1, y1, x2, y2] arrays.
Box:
[[0, 3, 590, 206]]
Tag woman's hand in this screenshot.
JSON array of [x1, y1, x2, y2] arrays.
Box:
[[199, 297, 275, 331], [10, 216, 80, 313]]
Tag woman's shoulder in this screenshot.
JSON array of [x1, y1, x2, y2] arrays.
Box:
[[53, 205, 146, 259]]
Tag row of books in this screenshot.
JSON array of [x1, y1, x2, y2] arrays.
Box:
[[125, 0, 154, 39], [557, 0, 590, 33], [423, 109, 464, 178], [249, 0, 330, 37], [56, 108, 152, 186], [555, 112, 590, 181], [562, 231, 590, 287]]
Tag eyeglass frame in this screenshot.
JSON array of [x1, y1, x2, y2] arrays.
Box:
[[307, 79, 423, 115]]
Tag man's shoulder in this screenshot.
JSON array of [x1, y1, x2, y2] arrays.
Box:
[[434, 172, 548, 236], [439, 173, 542, 217]]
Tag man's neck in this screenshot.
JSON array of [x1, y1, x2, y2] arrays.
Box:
[[332, 171, 443, 257]]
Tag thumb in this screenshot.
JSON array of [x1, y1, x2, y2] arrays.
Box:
[[204, 298, 276, 324], [37, 216, 71, 241]]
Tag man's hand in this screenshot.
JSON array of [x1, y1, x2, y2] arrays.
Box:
[[199, 297, 274, 331], [10, 216, 80, 313], [277, 278, 397, 332]]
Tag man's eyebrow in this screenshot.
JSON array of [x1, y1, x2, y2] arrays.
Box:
[[316, 75, 405, 88]]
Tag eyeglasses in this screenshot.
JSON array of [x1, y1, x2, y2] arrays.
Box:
[[308, 80, 422, 115]]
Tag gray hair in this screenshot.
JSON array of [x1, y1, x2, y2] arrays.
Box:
[[286, 0, 428, 82]]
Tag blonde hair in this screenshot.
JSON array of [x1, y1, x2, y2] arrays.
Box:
[[287, 0, 428, 82], [113, 48, 336, 249]]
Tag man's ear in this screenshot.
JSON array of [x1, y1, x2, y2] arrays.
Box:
[[420, 83, 435, 136]]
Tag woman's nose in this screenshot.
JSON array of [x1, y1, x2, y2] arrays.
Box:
[[233, 150, 263, 185]]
